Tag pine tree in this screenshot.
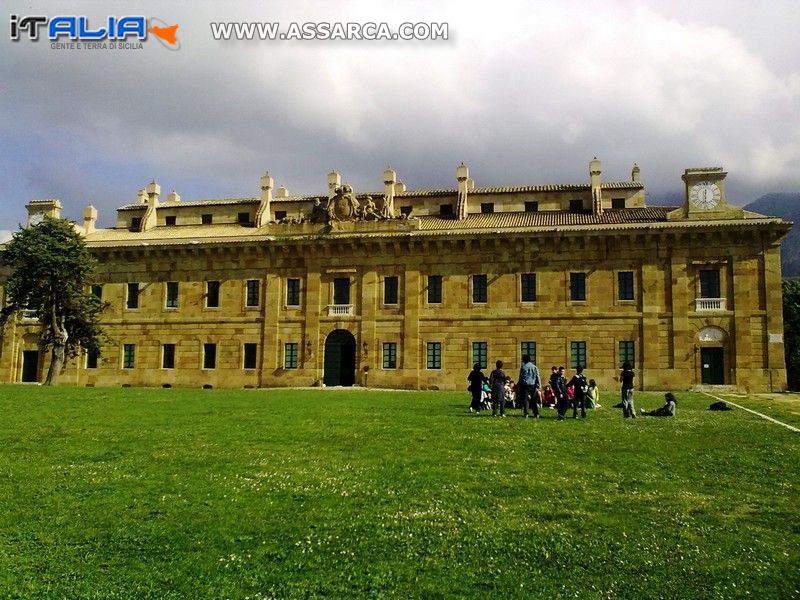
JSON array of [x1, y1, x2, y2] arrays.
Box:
[[1, 216, 108, 385]]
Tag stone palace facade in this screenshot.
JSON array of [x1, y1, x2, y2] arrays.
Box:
[[0, 160, 791, 392]]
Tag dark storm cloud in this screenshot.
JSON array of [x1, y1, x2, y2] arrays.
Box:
[[1, 0, 798, 231]]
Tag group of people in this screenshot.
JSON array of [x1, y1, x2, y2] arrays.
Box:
[[467, 359, 676, 420]]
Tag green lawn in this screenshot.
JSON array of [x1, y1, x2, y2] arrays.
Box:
[[0, 387, 797, 599]]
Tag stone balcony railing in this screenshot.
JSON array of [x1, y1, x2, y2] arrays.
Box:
[[695, 297, 726, 312], [327, 304, 354, 317]]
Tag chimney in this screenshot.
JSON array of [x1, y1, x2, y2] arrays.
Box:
[[138, 180, 160, 231], [137, 189, 147, 204], [631, 163, 641, 183], [383, 167, 397, 217], [275, 186, 289, 199], [83, 205, 97, 234], [589, 157, 602, 215], [255, 172, 274, 227], [456, 163, 470, 220], [167, 190, 181, 203], [328, 171, 341, 198]]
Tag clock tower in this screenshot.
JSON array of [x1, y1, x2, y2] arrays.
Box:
[[668, 167, 743, 221], [25, 199, 62, 226]]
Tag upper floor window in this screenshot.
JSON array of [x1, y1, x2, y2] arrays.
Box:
[[472, 274, 488, 304], [91, 284, 103, 300], [480, 203, 494, 214], [618, 271, 634, 301], [521, 273, 536, 302], [440, 204, 454, 217], [275, 211, 287, 221], [570, 272, 586, 301], [569, 199, 583, 213], [400, 206, 412, 217], [126, 283, 139, 309], [245, 279, 260, 307], [699, 269, 721, 298], [333, 278, 350, 305], [164, 215, 177, 226], [427, 275, 442, 304], [129, 217, 141, 231], [525, 201, 539, 212], [165, 281, 179, 308], [286, 278, 301, 306], [384, 276, 399, 305], [237, 212, 251, 225], [612, 198, 625, 209], [206, 281, 220, 308], [201, 213, 213, 225]]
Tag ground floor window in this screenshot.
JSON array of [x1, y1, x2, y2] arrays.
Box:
[[382, 342, 397, 369], [162, 344, 175, 369], [426, 342, 441, 369], [284, 343, 299, 369], [123, 344, 135, 369], [618, 341, 635, 367], [570, 341, 587, 369], [243, 343, 258, 369], [472, 341, 487, 368], [521, 341, 537, 364], [203, 343, 217, 369]]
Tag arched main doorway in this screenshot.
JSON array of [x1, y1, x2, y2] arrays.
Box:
[[324, 329, 356, 387]]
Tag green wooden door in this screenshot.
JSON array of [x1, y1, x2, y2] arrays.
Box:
[[700, 347, 724, 385], [324, 330, 356, 387], [22, 350, 39, 382]]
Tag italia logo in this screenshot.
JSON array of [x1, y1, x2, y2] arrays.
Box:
[[10, 15, 180, 49]]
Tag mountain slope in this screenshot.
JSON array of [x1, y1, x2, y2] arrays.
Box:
[[744, 193, 800, 278]]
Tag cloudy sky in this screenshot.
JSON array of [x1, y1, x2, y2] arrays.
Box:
[[1, 0, 798, 239]]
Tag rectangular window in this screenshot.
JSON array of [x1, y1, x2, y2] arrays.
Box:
[[612, 198, 625, 209], [275, 210, 287, 221], [162, 344, 175, 369], [165, 281, 179, 308], [618, 271, 634, 301], [619, 341, 635, 367], [206, 281, 220, 308], [521, 341, 537, 365], [237, 212, 251, 225], [569, 199, 583, 213], [570, 272, 586, 301], [480, 202, 494, 214], [165, 215, 176, 226], [123, 344, 135, 369], [245, 279, 260, 307], [384, 276, 399, 305], [426, 342, 442, 369], [700, 269, 721, 298], [525, 201, 539, 212], [201, 213, 213, 225], [126, 283, 139, 309], [86, 348, 98, 369], [570, 341, 587, 369], [203, 343, 217, 369], [91, 284, 103, 300], [382, 342, 397, 369], [521, 273, 536, 302], [286, 278, 301, 306], [333, 278, 350, 305], [284, 343, 298, 369], [130, 217, 141, 231], [472, 341, 488, 369], [400, 205, 412, 217], [440, 204, 453, 217], [427, 275, 443, 304], [243, 343, 258, 369], [472, 274, 488, 304]]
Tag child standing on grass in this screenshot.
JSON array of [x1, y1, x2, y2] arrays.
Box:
[[586, 379, 600, 408]]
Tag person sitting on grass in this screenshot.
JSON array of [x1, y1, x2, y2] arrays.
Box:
[[640, 392, 677, 417], [541, 384, 556, 408]]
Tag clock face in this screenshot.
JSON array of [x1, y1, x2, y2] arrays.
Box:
[[29, 212, 44, 225], [689, 181, 721, 209]]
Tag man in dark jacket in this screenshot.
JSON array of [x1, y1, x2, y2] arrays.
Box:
[[554, 366, 569, 420], [567, 365, 589, 419]]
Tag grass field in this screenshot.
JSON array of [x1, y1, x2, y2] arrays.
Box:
[[0, 386, 798, 599]]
